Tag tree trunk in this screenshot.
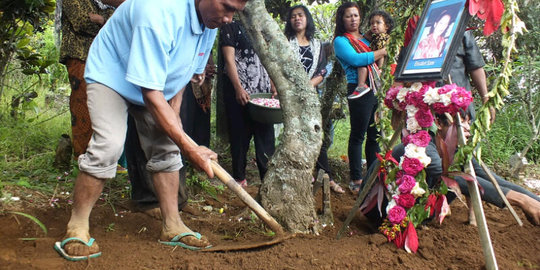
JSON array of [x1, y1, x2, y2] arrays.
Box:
[[320, 59, 347, 151], [240, 1, 322, 234]]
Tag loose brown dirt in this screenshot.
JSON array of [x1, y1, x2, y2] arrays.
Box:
[[1, 177, 539, 270]]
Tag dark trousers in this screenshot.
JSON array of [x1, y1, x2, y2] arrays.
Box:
[[347, 84, 380, 180], [456, 159, 540, 208], [223, 78, 275, 181], [126, 84, 211, 209], [315, 120, 333, 176]]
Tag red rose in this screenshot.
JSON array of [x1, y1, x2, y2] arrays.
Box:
[[396, 193, 416, 208]]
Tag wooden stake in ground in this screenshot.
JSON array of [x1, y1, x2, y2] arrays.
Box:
[[456, 114, 498, 270], [320, 173, 334, 226]]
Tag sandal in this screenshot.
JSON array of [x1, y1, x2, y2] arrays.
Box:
[[348, 181, 362, 195], [329, 181, 345, 194]]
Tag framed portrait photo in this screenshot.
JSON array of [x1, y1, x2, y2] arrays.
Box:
[[395, 0, 470, 82]]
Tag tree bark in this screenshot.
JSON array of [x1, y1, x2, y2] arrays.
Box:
[[240, 1, 322, 234]]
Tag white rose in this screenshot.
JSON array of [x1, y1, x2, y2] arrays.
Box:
[[418, 154, 432, 167], [410, 82, 423, 92], [411, 182, 426, 197], [406, 105, 419, 117], [406, 117, 421, 133], [397, 87, 409, 102], [386, 199, 397, 213], [404, 144, 425, 159], [423, 87, 440, 105], [440, 92, 453, 106]]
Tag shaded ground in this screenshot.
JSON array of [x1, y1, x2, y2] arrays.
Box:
[[1, 159, 539, 269]]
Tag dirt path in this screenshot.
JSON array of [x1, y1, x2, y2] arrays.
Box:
[[1, 183, 539, 270]]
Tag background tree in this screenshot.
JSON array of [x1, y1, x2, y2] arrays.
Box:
[[240, 0, 323, 233]]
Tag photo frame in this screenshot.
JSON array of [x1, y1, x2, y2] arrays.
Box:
[[395, 0, 470, 82]]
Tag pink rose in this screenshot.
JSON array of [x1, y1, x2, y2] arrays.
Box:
[[432, 102, 449, 115], [388, 205, 407, 224], [398, 174, 417, 193], [402, 135, 410, 146], [405, 91, 422, 108], [396, 193, 416, 208], [437, 83, 456, 94], [451, 89, 473, 110], [424, 81, 437, 88], [414, 109, 434, 128], [408, 130, 431, 147], [402, 157, 424, 176], [395, 171, 405, 184], [385, 87, 400, 109]]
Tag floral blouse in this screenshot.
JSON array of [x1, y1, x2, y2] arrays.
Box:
[[60, 0, 113, 64], [220, 21, 271, 94]]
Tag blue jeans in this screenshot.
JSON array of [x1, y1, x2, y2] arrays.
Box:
[[347, 84, 380, 180]]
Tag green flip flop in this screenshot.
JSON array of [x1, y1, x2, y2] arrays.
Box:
[[158, 232, 212, 251], [54, 237, 102, 261]]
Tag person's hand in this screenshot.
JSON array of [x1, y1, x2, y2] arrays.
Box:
[[183, 145, 218, 178], [190, 73, 205, 87], [270, 80, 278, 98], [235, 89, 250, 106], [89, 13, 105, 25], [204, 64, 217, 78], [489, 106, 496, 124]]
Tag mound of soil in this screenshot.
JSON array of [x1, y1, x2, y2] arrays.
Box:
[[1, 181, 539, 270]]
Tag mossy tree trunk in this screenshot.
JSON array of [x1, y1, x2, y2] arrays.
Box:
[[240, 0, 322, 234]]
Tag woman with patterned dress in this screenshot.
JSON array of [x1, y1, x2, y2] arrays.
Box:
[[220, 20, 276, 187]]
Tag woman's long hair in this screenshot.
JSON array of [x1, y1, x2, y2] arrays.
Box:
[[333, 2, 361, 40], [284, 5, 316, 41]]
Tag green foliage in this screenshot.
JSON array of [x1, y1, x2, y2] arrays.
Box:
[[0, 0, 56, 100], [7, 211, 48, 236], [0, 88, 71, 195], [185, 167, 225, 200], [452, 0, 525, 170]]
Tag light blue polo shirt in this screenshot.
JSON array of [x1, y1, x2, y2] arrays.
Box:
[[85, 0, 217, 105]]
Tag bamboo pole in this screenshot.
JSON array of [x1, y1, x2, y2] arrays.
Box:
[[456, 114, 498, 270], [477, 159, 523, 226]]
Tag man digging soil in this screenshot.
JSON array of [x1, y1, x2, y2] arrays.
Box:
[[54, 0, 249, 261]]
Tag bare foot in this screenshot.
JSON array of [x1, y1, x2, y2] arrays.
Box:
[[520, 197, 540, 226], [506, 190, 540, 226], [160, 223, 211, 248], [63, 228, 100, 256]]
